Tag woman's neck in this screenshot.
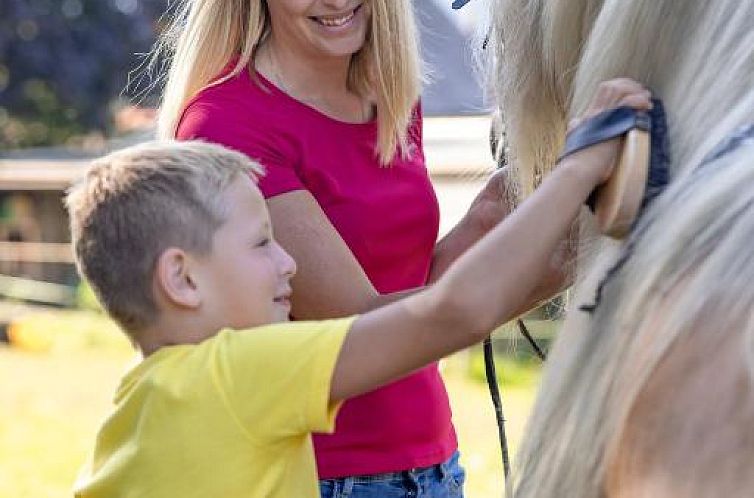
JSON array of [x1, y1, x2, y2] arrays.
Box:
[[257, 36, 351, 99], [254, 36, 372, 123]]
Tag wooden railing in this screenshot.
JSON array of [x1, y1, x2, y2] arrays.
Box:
[[0, 273, 76, 306], [0, 241, 74, 264]]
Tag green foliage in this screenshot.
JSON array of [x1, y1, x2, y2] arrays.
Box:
[[76, 279, 102, 312], [462, 319, 559, 388], [0, 81, 87, 148], [1, 0, 166, 148], [467, 351, 542, 388]]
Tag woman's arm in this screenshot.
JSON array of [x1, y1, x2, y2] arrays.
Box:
[[268, 163, 571, 321], [266, 191, 419, 319]]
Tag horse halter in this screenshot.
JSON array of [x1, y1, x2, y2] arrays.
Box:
[[581, 121, 754, 314], [451, 0, 475, 9]]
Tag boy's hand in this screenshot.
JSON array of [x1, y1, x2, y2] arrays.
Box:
[[563, 78, 653, 186]]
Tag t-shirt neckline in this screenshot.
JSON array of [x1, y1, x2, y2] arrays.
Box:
[[250, 68, 377, 128]]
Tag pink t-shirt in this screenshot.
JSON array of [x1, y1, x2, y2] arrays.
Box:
[[176, 67, 457, 478]]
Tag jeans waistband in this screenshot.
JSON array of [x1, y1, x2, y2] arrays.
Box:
[[325, 459, 455, 485]]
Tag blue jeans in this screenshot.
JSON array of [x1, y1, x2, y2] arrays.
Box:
[[319, 451, 465, 498]]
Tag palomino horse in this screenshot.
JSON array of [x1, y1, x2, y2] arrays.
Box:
[[487, 0, 754, 496]]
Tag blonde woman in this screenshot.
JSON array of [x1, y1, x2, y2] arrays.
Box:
[[151, 1, 567, 496], [487, 0, 754, 496]]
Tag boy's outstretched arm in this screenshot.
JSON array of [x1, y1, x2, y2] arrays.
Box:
[[330, 79, 653, 402]]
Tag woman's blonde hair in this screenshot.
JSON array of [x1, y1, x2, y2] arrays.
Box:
[[487, 0, 754, 496], [152, 0, 421, 164]]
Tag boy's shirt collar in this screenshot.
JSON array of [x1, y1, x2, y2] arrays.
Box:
[[115, 346, 183, 404]]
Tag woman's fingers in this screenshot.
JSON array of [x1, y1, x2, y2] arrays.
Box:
[[486, 166, 509, 196]]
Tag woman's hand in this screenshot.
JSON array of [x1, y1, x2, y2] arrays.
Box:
[[428, 167, 513, 283], [466, 166, 513, 234], [564, 78, 653, 186]]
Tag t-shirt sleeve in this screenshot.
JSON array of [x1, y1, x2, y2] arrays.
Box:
[[208, 317, 355, 441], [176, 100, 306, 198]]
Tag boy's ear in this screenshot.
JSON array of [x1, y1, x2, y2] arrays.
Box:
[[154, 248, 201, 309]]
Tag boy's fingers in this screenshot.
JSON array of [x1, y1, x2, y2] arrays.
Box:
[[601, 78, 647, 99], [570, 78, 652, 133], [609, 78, 647, 93], [591, 79, 648, 112], [617, 93, 653, 111]]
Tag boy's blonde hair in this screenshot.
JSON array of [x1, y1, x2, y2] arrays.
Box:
[[66, 141, 263, 335], [151, 0, 421, 165]]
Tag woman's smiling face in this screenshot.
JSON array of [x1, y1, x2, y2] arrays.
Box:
[[265, 0, 371, 59]]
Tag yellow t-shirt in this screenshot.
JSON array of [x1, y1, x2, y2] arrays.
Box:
[[74, 317, 354, 498]]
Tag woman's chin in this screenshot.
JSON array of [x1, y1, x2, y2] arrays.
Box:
[[311, 35, 367, 59]]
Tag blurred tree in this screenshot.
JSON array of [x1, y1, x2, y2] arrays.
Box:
[[0, 0, 167, 149]]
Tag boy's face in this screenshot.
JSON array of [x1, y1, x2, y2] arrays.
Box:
[[197, 176, 297, 329]]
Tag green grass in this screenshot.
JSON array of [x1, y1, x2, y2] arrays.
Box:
[[0, 348, 132, 497], [443, 354, 540, 497], [0, 310, 544, 498], [0, 308, 132, 497]]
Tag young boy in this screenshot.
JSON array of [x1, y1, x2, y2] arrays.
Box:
[[70, 81, 651, 497]]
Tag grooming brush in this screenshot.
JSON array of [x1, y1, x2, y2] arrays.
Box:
[[562, 99, 670, 239]]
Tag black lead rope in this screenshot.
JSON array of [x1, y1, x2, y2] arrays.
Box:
[[450, 2, 550, 488], [483, 113, 548, 492], [483, 319, 546, 484], [483, 336, 512, 479], [517, 319, 547, 361]]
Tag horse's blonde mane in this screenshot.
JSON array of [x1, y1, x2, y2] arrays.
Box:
[[487, 1, 754, 496]]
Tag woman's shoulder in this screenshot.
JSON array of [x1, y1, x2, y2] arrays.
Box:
[[181, 71, 279, 123], [177, 74, 294, 145]]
